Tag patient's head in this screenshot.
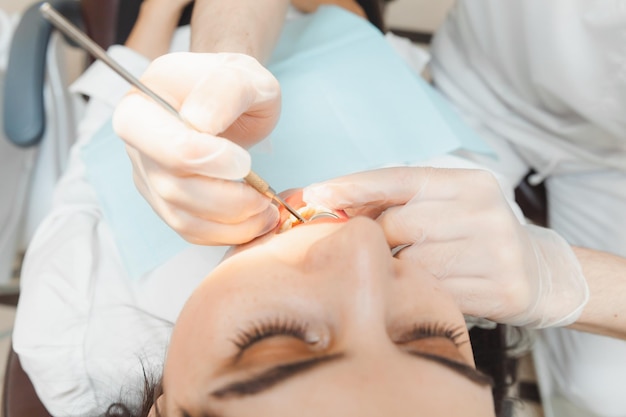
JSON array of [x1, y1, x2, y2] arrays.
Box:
[[155, 192, 495, 416]]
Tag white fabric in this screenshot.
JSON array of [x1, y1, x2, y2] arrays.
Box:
[[430, 2, 626, 416], [431, 0, 626, 174]]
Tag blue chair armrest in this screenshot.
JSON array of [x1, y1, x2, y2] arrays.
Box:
[[3, 0, 81, 148]]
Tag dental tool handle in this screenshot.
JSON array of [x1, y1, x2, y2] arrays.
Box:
[[244, 171, 275, 197], [40, 1, 307, 225], [244, 172, 306, 223], [39, 2, 182, 122]]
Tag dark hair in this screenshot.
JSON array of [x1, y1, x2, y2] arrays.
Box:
[[469, 325, 526, 417], [101, 366, 162, 417], [356, 0, 387, 32], [101, 325, 524, 417]]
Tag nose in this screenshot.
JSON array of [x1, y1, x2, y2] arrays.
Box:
[[303, 216, 395, 326]]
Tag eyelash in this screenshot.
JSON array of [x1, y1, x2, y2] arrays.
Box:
[[233, 319, 466, 353], [404, 322, 466, 346], [233, 318, 309, 351]]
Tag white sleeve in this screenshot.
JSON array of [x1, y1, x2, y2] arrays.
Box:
[[13, 204, 113, 416], [13, 196, 172, 416], [70, 45, 151, 146], [70, 45, 150, 106]]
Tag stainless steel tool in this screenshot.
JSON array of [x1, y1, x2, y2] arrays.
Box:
[[39, 2, 306, 224]]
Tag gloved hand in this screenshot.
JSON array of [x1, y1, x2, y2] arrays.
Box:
[[303, 166, 589, 328], [113, 52, 281, 245]]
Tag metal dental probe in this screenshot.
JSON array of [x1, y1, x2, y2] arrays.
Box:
[[39, 2, 307, 224]]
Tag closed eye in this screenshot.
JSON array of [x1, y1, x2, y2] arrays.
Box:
[[395, 322, 467, 346], [232, 318, 310, 358]]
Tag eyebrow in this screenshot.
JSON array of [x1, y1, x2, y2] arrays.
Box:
[[406, 351, 494, 386], [210, 350, 492, 399], [211, 354, 344, 399]]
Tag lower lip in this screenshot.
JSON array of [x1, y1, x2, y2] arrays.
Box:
[[304, 212, 350, 225]]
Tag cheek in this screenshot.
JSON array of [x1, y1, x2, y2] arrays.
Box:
[[400, 284, 466, 330], [388, 268, 475, 358]]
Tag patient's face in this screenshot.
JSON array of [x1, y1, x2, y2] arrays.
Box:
[[161, 206, 495, 416]]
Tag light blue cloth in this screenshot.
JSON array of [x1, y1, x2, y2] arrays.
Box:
[[253, 6, 492, 191], [81, 6, 493, 278], [81, 122, 191, 278]]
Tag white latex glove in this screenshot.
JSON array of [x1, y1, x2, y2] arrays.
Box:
[[304, 166, 589, 328], [113, 52, 281, 245]]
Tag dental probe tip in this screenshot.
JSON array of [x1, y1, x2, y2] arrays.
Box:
[[272, 194, 307, 224]]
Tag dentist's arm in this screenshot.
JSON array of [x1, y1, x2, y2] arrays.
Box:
[[124, 0, 193, 60], [190, 0, 289, 61], [570, 247, 626, 339]]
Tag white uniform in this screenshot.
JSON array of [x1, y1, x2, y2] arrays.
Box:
[[430, 2, 626, 416]]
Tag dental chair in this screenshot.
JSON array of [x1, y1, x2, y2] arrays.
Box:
[[1, 1, 541, 416]]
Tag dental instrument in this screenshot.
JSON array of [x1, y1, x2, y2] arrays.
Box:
[[39, 2, 307, 224]]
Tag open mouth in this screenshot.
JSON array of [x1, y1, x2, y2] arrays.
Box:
[[280, 204, 344, 232], [278, 190, 349, 232]]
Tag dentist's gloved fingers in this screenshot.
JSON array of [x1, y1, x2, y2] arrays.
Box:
[[379, 202, 482, 248], [181, 54, 281, 146], [303, 167, 461, 213], [113, 52, 281, 175], [395, 225, 589, 329], [436, 257, 588, 329], [128, 147, 280, 245], [395, 237, 530, 288], [132, 172, 280, 245], [165, 206, 280, 246], [435, 277, 532, 324], [378, 188, 520, 249], [120, 52, 281, 146], [396, 241, 488, 279], [132, 164, 276, 223], [112, 52, 283, 245], [117, 97, 251, 179]]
